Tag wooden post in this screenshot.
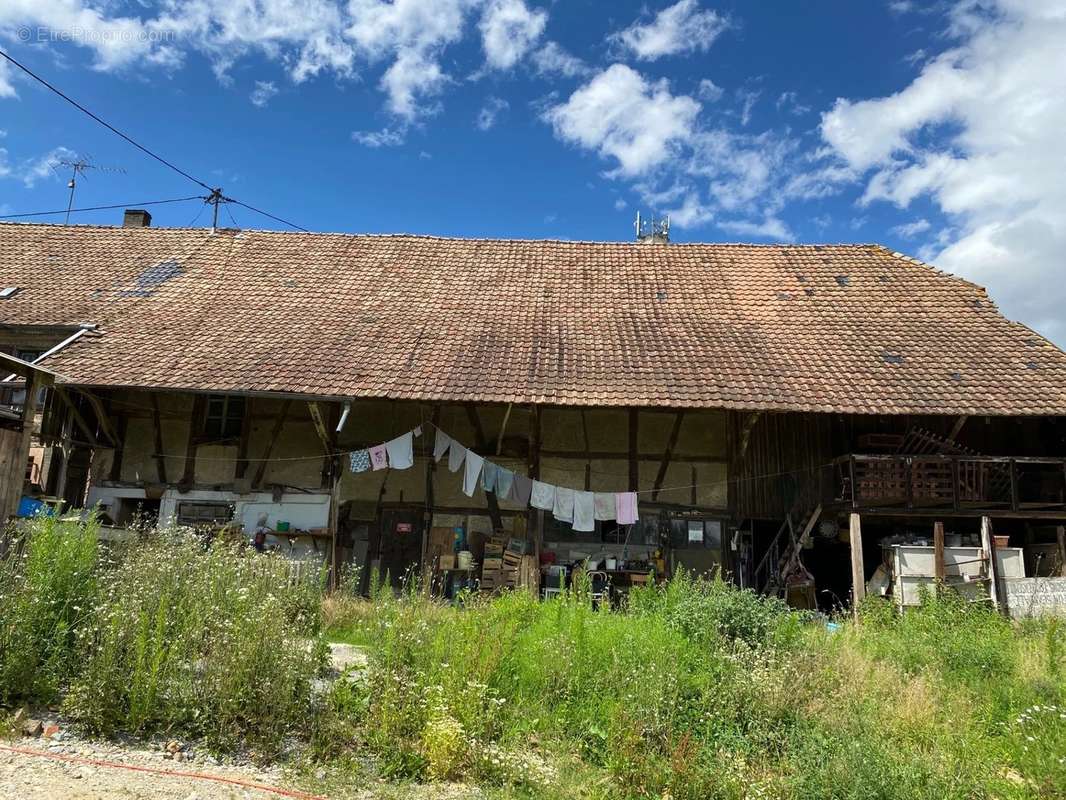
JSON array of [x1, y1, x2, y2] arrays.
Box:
[[150, 393, 168, 485], [1056, 525, 1066, 577], [252, 399, 291, 489], [628, 408, 639, 492], [981, 516, 1002, 613], [933, 520, 945, 584], [849, 513, 865, 617]]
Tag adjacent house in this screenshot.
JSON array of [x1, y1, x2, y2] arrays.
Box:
[[2, 213, 1065, 610]]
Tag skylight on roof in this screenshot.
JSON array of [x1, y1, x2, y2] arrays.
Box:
[[0, 287, 20, 299]]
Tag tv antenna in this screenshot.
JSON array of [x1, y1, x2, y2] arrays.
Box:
[[54, 155, 127, 224]]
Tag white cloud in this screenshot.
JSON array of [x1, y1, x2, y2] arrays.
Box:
[[476, 96, 509, 130], [665, 193, 713, 227], [543, 64, 701, 177], [697, 78, 723, 102], [610, 0, 730, 61], [0, 145, 77, 188], [718, 216, 794, 241], [0, 59, 16, 99], [249, 80, 278, 107], [352, 127, 407, 147], [891, 218, 932, 238], [532, 41, 590, 77], [776, 90, 810, 116], [737, 88, 760, 126], [820, 0, 1066, 343], [478, 0, 547, 70]]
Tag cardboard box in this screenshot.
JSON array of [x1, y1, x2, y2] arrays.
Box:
[[438, 554, 455, 570]]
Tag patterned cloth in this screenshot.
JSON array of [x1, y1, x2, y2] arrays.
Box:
[[369, 444, 388, 471], [349, 449, 371, 473]]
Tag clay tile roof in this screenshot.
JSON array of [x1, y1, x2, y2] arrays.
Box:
[[2, 222, 1065, 415]]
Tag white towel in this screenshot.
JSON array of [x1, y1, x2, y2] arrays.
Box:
[[448, 442, 467, 473], [573, 491, 595, 532], [553, 487, 575, 523], [463, 450, 485, 497], [384, 431, 414, 470], [433, 429, 451, 462], [593, 492, 616, 521], [530, 480, 555, 511]]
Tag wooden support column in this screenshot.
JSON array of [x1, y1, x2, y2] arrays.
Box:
[[933, 520, 945, 583], [981, 516, 1003, 613], [108, 412, 128, 482], [628, 408, 639, 492], [252, 399, 292, 489], [180, 395, 206, 488], [1057, 525, 1066, 577], [55, 389, 99, 447], [528, 404, 543, 549], [465, 404, 503, 533], [81, 390, 120, 447], [235, 397, 252, 480], [150, 393, 167, 485], [849, 513, 865, 618]]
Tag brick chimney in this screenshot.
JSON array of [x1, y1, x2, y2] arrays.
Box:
[[122, 209, 152, 228]]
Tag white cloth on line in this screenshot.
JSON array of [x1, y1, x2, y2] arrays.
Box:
[[573, 491, 595, 532], [593, 492, 616, 521], [615, 491, 639, 525], [448, 442, 467, 473], [530, 480, 555, 511], [384, 431, 414, 470], [496, 468, 515, 500], [433, 429, 451, 462], [463, 450, 485, 497], [553, 487, 575, 523]]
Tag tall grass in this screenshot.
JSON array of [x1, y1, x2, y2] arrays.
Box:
[[319, 577, 1066, 799], [1, 516, 328, 755]]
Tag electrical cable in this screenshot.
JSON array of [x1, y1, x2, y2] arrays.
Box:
[[0, 49, 213, 192], [0, 48, 309, 233], [0, 196, 204, 220], [228, 199, 309, 233]]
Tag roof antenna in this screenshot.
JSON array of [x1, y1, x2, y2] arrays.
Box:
[[54, 155, 126, 225], [635, 211, 670, 243], [204, 188, 229, 232]]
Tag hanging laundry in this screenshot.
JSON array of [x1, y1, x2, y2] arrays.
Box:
[[481, 460, 500, 493], [530, 480, 555, 511], [495, 468, 515, 500], [433, 429, 451, 462], [512, 474, 534, 506], [573, 491, 595, 532], [384, 431, 414, 470], [369, 444, 388, 471], [463, 451, 485, 497], [553, 487, 575, 523], [615, 492, 639, 525], [593, 492, 616, 521], [349, 449, 371, 473], [448, 442, 467, 473]]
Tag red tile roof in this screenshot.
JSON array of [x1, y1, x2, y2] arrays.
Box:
[[2, 222, 1064, 415]]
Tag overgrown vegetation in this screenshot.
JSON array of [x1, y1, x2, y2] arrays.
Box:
[[2, 517, 1065, 798], [1, 515, 328, 756]]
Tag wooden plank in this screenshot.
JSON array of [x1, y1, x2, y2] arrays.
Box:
[[108, 412, 128, 482], [947, 415, 968, 442], [1057, 526, 1066, 577], [849, 512, 865, 617], [307, 402, 332, 454], [981, 516, 1002, 613], [465, 403, 503, 533], [933, 520, 945, 582], [652, 411, 685, 501], [150, 393, 167, 485], [737, 411, 761, 462], [252, 398, 292, 489]]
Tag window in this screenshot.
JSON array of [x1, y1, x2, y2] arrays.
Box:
[[176, 501, 233, 526], [203, 395, 245, 439], [669, 518, 723, 550]]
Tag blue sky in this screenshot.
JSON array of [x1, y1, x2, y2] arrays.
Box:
[[1, 0, 1063, 344]]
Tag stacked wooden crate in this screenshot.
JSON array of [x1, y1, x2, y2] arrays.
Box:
[[480, 538, 505, 590]]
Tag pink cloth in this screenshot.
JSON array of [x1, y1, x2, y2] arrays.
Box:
[[615, 492, 639, 525], [369, 444, 388, 471]]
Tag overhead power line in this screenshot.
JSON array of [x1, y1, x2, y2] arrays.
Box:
[[0, 47, 310, 233], [0, 196, 204, 220]]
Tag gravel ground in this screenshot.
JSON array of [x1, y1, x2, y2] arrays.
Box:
[[0, 721, 308, 800]]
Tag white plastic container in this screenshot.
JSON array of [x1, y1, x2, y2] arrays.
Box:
[[457, 550, 473, 570]]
